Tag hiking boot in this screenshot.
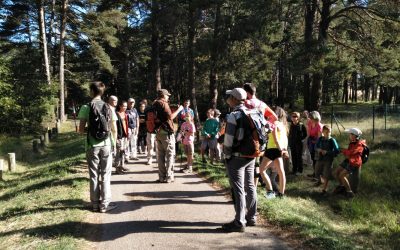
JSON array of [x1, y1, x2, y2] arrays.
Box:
[[100, 203, 118, 213], [221, 221, 245, 232], [264, 190, 276, 199]]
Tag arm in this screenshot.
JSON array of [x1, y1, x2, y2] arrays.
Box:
[[170, 105, 183, 120], [223, 113, 237, 159], [301, 124, 307, 140], [78, 120, 86, 134]]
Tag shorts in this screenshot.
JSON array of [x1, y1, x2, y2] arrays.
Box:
[[183, 144, 194, 155], [263, 148, 282, 161], [315, 160, 333, 179], [339, 160, 358, 174], [201, 138, 217, 151]]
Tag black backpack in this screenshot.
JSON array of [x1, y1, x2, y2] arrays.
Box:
[[234, 109, 268, 158], [361, 144, 369, 164], [88, 100, 111, 140]]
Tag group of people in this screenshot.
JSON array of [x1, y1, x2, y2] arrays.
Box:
[[78, 81, 367, 234]]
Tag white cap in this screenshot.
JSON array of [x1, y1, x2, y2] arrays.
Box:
[[226, 88, 247, 101], [345, 128, 362, 137]]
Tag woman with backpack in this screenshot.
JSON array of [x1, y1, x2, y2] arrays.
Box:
[[259, 106, 289, 199]]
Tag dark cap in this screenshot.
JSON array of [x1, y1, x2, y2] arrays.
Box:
[[157, 89, 171, 97]]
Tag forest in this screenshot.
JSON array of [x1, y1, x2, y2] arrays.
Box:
[[0, 0, 399, 133]]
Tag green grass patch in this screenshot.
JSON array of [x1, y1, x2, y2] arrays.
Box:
[[0, 121, 91, 249]]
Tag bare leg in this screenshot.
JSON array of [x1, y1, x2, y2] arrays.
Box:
[[259, 157, 273, 191], [339, 170, 352, 192], [321, 176, 328, 191], [275, 158, 286, 194]]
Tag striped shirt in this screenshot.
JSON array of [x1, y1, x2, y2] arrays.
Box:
[[223, 104, 258, 159]]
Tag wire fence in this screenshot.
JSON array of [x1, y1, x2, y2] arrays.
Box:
[[323, 104, 400, 143]]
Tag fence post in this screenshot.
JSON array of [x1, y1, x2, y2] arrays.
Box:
[[331, 105, 333, 133], [0, 159, 4, 180], [372, 105, 375, 141], [8, 153, 16, 172]]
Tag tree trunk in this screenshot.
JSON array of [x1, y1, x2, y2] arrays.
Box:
[[209, 1, 221, 109], [310, 0, 330, 111], [50, 0, 57, 75], [37, 0, 51, 85], [342, 79, 349, 104], [188, 3, 199, 124], [59, 0, 68, 122], [303, 0, 317, 111], [351, 71, 357, 103], [151, 0, 161, 93]]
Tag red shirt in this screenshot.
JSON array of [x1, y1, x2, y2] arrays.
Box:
[[342, 139, 366, 168]]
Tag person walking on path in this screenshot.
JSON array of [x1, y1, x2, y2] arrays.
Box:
[[115, 101, 129, 174], [126, 98, 139, 160], [200, 109, 220, 165], [288, 111, 307, 175], [222, 87, 257, 232], [78, 81, 118, 213], [153, 89, 183, 183], [258, 106, 289, 199]]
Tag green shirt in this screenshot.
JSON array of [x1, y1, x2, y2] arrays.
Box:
[[201, 118, 220, 139], [77, 103, 117, 149]]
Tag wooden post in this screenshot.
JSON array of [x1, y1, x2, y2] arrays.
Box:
[[48, 128, 53, 140], [56, 120, 61, 134], [52, 128, 58, 138], [8, 153, 16, 172], [44, 131, 50, 145], [0, 159, 4, 180], [40, 135, 45, 147], [33, 139, 40, 153]]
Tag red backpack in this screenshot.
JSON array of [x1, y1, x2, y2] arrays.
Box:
[[145, 106, 160, 133]]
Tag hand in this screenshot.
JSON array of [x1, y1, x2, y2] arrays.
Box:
[[178, 105, 184, 112]]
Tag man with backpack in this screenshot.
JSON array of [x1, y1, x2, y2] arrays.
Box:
[[78, 81, 118, 213], [221, 87, 262, 232], [152, 89, 183, 183]]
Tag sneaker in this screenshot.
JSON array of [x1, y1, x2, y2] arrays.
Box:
[[345, 191, 355, 198], [116, 167, 125, 174], [100, 203, 118, 213], [276, 192, 284, 199], [183, 168, 192, 174], [221, 221, 245, 232], [264, 191, 276, 199], [246, 220, 256, 227], [165, 177, 174, 183], [146, 159, 152, 165]]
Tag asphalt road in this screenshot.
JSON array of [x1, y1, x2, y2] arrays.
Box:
[[96, 154, 290, 250]]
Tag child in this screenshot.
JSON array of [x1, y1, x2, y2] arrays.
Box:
[[180, 113, 196, 173], [200, 109, 220, 164], [334, 128, 366, 198], [288, 112, 307, 175], [314, 125, 340, 194]]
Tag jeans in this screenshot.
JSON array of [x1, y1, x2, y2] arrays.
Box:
[[226, 156, 257, 226], [127, 128, 138, 158], [86, 145, 113, 209]]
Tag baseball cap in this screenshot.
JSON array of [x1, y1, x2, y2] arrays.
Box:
[[345, 128, 362, 137], [225, 88, 247, 101], [157, 89, 171, 97]]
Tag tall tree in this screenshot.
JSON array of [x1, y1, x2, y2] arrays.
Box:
[[59, 0, 68, 122], [37, 0, 51, 85]]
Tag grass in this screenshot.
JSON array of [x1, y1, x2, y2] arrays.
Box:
[[0, 121, 91, 249], [193, 103, 400, 250]]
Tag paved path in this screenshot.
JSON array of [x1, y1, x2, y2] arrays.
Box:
[[96, 154, 290, 250]]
